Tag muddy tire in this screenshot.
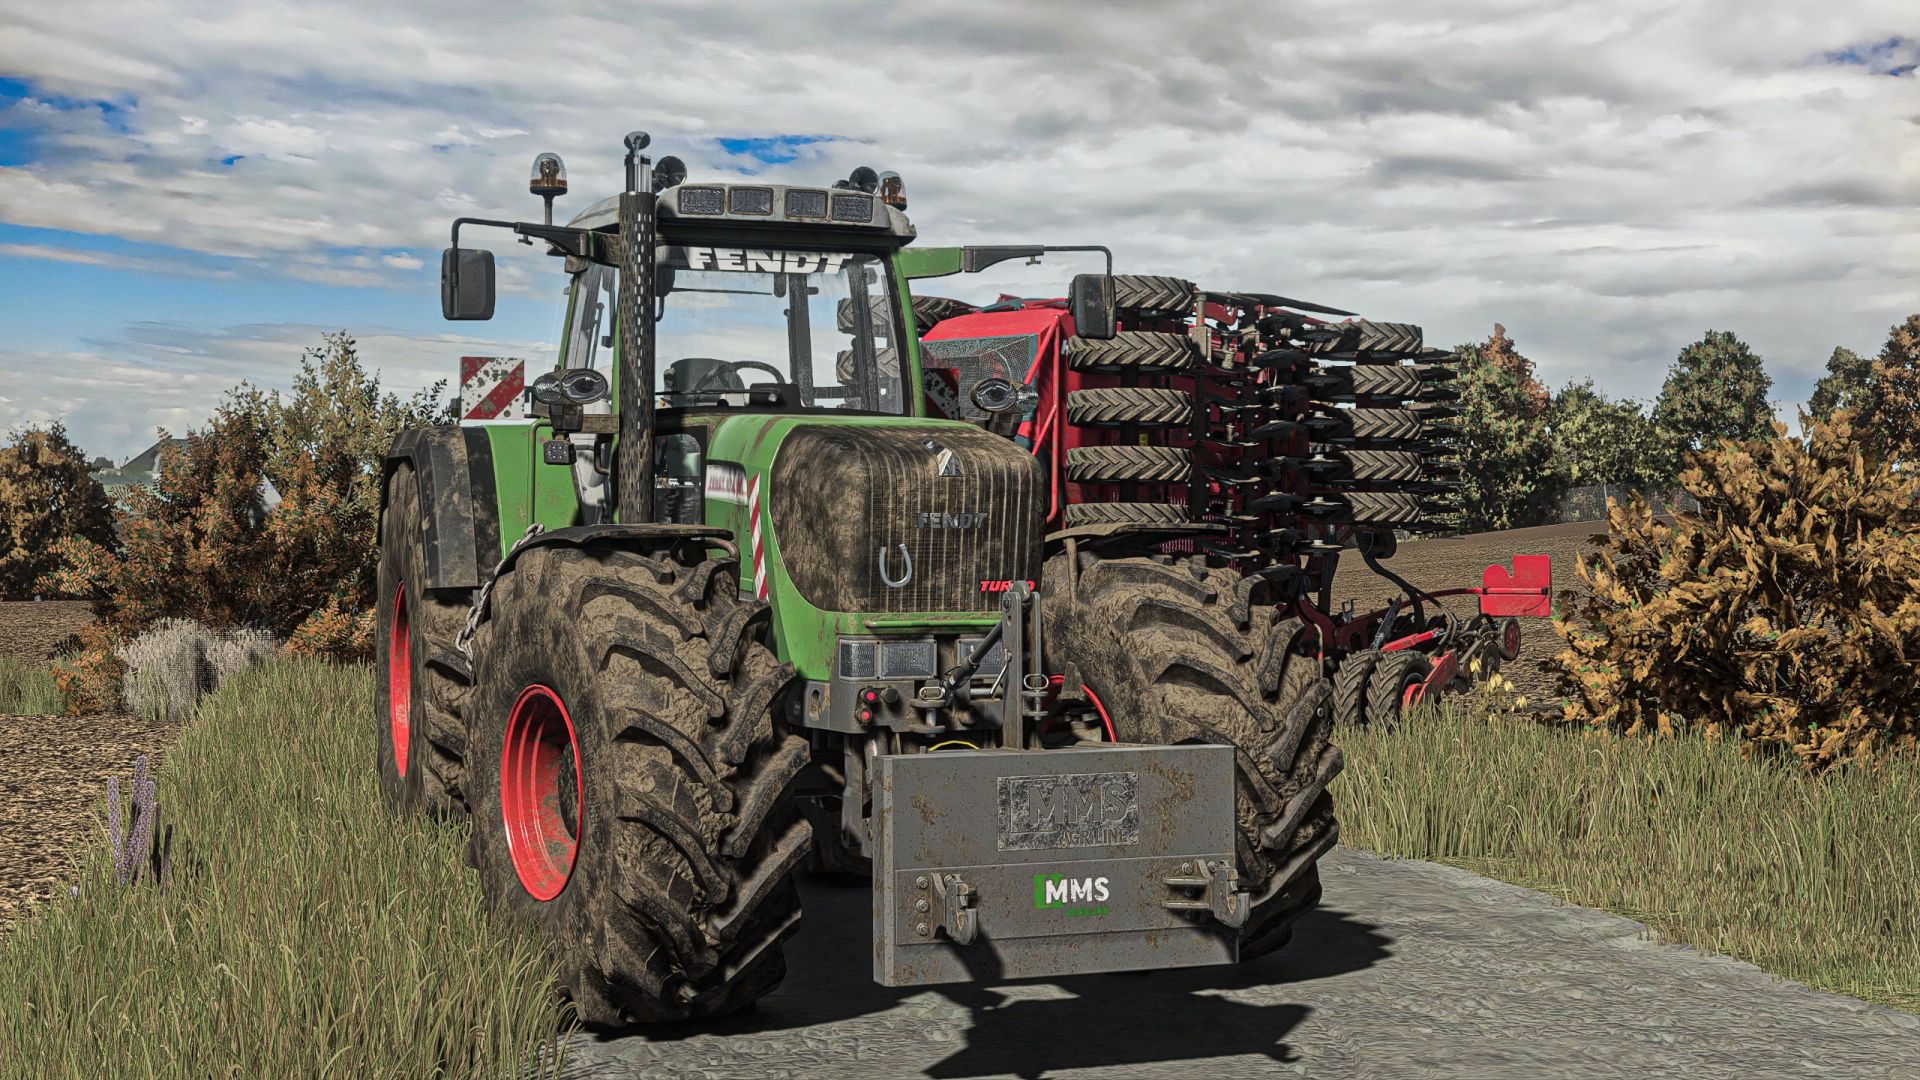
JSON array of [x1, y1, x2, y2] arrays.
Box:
[[465, 541, 809, 1025], [1066, 387, 1192, 428], [1041, 553, 1342, 961], [1065, 445, 1192, 484], [375, 463, 471, 817], [1364, 650, 1434, 730], [1330, 649, 1379, 728]]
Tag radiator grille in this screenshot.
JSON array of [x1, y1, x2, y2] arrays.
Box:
[[769, 425, 1041, 613]]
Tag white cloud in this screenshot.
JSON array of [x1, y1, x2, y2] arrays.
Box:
[[0, 323, 555, 460], [0, 0, 1913, 419]]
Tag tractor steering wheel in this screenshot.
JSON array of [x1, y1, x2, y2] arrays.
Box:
[[686, 360, 790, 394]]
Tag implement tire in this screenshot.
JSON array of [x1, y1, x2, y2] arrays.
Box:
[[466, 541, 809, 1025], [1364, 650, 1434, 730], [1067, 332, 1201, 374], [1061, 501, 1189, 526], [1330, 649, 1379, 728], [1110, 274, 1195, 313], [912, 294, 978, 333], [1066, 387, 1192, 428], [1041, 553, 1342, 961], [1065, 445, 1192, 484], [375, 462, 471, 817]]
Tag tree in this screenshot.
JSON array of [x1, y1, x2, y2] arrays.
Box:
[[48, 333, 448, 657], [1807, 346, 1872, 424], [1449, 328, 1564, 533], [0, 423, 116, 599], [1854, 314, 1920, 462], [1651, 330, 1775, 462], [1547, 379, 1673, 491], [1478, 323, 1550, 419]]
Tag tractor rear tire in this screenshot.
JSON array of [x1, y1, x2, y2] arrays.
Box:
[[1364, 650, 1434, 730], [1330, 649, 1379, 728], [465, 541, 810, 1025], [1041, 553, 1342, 961], [1066, 387, 1192, 428], [375, 463, 471, 817]]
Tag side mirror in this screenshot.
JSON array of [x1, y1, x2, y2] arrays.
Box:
[[1069, 273, 1116, 340], [441, 248, 496, 321]]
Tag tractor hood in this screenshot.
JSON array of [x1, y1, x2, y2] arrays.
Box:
[[707, 415, 1042, 616]]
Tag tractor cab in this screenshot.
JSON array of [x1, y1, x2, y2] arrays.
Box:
[[555, 180, 919, 420]]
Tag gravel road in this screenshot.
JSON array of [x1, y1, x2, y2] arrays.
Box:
[[557, 848, 1920, 1080]]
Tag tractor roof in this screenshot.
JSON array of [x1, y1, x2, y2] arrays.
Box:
[[568, 181, 915, 241]]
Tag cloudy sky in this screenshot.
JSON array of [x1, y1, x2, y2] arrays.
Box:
[[1, 0, 1914, 461]]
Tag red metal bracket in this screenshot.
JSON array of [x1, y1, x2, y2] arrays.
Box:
[[1476, 554, 1551, 617]]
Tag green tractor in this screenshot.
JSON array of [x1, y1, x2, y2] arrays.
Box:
[[376, 132, 1341, 1023]]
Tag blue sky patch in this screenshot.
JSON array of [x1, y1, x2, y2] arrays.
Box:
[[715, 134, 835, 171], [1824, 36, 1918, 76], [0, 76, 140, 165]]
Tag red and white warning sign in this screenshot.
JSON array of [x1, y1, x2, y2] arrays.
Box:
[[460, 356, 526, 421]]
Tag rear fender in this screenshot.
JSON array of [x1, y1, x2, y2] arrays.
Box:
[[383, 427, 501, 591]]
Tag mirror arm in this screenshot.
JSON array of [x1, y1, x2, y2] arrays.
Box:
[[448, 218, 607, 292]]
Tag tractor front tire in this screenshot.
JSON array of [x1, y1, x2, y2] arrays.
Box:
[[465, 541, 810, 1025], [1041, 552, 1343, 961], [375, 462, 471, 817]]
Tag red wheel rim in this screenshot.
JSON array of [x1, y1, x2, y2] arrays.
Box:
[[501, 685, 583, 901], [388, 584, 411, 774], [1501, 620, 1521, 660], [1401, 679, 1425, 712]]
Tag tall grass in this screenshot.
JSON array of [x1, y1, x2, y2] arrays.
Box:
[[0, 654, 63, 715], [0, 658, 577, 1078], [1337, 698, 1920, 1013]]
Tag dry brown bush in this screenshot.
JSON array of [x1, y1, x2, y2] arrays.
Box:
[[1551, 412, 1920, 770]]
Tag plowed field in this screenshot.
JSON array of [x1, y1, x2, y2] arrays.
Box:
[[1329, 519, 1608, 706]]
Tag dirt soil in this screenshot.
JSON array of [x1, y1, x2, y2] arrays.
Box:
[[0, 603, 151, 935], [1328, 519, 1608, 707], [0, 601, 95, 662], [0, 712, 183, 935]]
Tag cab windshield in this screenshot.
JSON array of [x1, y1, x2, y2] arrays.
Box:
[[565, 245, 907, 414]]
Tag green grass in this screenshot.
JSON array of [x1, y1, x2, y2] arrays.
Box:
[[0, 655, 64, 715], [0, 658, 578, 1078], [1336, 696, 1920, 1014]]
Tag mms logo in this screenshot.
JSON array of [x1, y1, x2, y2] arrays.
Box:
[[1032, 874, 1110, 909]]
